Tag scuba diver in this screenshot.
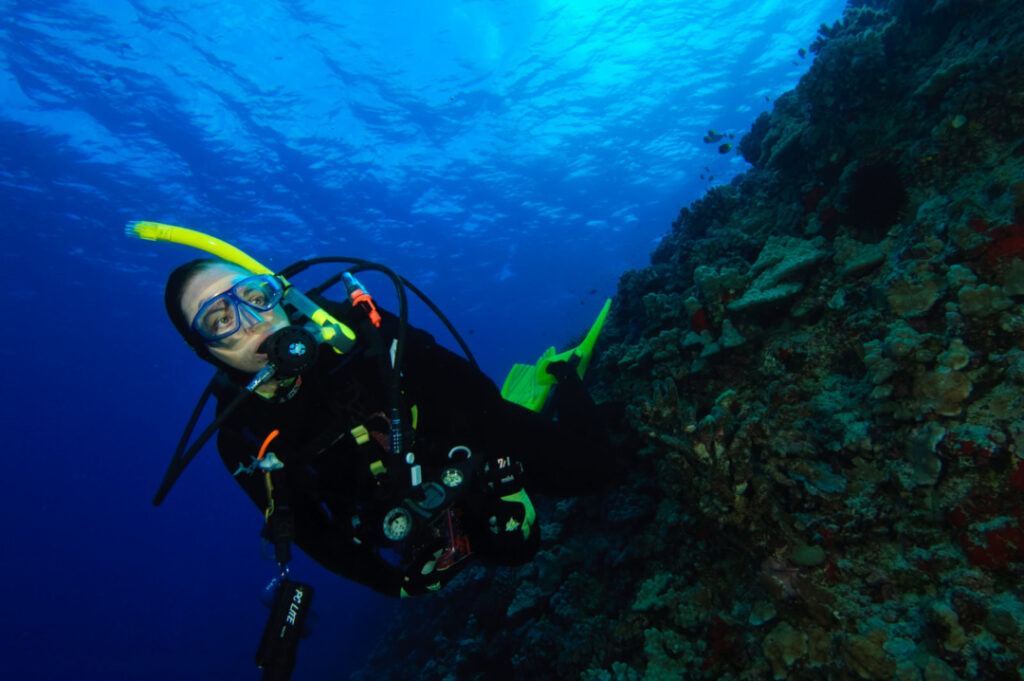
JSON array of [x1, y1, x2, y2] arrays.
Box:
[[131, 222, 616, 679]]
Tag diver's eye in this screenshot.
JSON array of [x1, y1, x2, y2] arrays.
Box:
[[200, 299, 235, 335], [247, 291, 269, 306], [212, 313, 233, 331]]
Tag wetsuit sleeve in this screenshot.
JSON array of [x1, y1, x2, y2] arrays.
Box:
[[215, 426, 410, 597], [492, 371, 615, 496]]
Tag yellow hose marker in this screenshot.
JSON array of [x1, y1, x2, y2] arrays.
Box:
[[126, 221, 356, 350]]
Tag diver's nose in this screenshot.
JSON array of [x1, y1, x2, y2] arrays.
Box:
[[238, 304, 266, 331]]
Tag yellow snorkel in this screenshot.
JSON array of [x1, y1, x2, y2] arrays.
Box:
[[126, 221, 357, 354]]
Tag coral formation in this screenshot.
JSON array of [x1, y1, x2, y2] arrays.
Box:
[[353, 1, 1024, 680]]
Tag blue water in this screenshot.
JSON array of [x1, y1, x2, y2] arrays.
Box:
[[2, 1, 845, 678]]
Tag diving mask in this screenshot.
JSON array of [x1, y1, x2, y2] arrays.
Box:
[[191, 274, 285, 343]]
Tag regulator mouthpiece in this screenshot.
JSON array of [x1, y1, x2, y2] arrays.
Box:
[[258, 326, 319, 379]]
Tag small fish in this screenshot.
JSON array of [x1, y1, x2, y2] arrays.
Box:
[[718, 143, 732, 154], [703, 130, 725, 144]]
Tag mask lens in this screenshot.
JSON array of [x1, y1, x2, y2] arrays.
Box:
[[236, 276, 282, 311], [194, 295, 239, 340]]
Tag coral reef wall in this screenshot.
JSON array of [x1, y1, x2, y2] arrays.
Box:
[[354, 1, 1024, 679]]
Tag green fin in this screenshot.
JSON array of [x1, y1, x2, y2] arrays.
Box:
[[501, 298, 611, 412]]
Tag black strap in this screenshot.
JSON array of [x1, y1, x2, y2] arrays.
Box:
[[153, 376, 250, 506], [261, 466, 296, 567]]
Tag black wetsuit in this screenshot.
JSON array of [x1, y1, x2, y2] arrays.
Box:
[[213, 299, 606, 597]]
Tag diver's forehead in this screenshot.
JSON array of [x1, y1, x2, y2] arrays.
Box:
[[181, 265, 250, 319]]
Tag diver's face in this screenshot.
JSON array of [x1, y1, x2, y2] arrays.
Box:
[[181, 263, 291, 373]]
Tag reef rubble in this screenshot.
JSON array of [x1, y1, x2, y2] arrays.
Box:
[[354, 1, 1024, 679]]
